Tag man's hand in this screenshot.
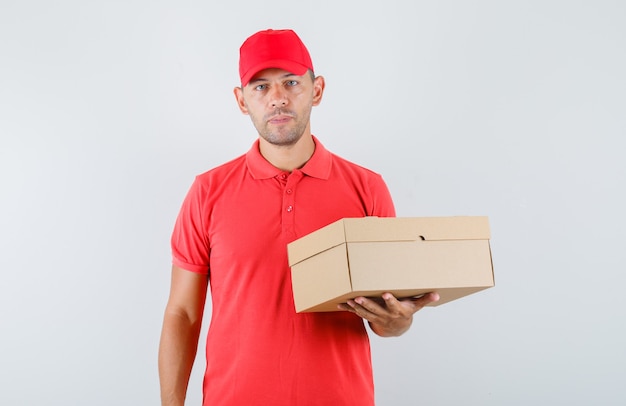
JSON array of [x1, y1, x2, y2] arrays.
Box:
[[337, 292, 440, 337]]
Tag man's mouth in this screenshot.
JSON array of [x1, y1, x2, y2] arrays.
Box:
[[267, 112, 294, 124], [270, 116, 291, 123]]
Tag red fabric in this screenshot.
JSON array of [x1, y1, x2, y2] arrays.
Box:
[[171, 136, 395, 406], [238, 29, 313, 86]]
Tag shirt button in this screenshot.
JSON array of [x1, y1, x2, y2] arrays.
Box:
[[280, 174, 287, 179], [286, 205, 293, 212], [286, 189, 292, 194]]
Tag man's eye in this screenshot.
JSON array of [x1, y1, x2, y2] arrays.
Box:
[[254, 84, 267, 91], [286, 80, 298, 86]]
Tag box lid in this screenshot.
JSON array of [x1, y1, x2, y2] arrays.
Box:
[[287, 216, 490, 267]]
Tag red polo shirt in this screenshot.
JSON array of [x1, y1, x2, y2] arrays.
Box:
[[171, 136, 395, 406]]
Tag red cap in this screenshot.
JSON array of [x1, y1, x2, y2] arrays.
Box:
[[239, 29, 314, 86]]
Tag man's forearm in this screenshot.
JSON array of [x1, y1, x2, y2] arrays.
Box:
[[158, 312, 202, 406]]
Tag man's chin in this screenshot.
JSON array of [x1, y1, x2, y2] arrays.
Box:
[[261, 133, 303, 147]]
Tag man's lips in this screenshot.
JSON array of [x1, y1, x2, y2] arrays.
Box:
[[267, 113, 294, 124]]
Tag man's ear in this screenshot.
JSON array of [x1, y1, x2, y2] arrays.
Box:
[[312, 75, 325, 107], [233, 87, 248, 114]]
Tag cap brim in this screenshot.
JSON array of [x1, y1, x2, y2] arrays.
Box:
[[241, 60, 310, 86]]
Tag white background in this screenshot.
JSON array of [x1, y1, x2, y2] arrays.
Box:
[[1, 1, 625, 405]]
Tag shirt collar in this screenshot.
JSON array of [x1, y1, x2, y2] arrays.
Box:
[[245, 135, 332, 180]]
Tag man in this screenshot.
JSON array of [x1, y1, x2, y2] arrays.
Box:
[[158, 28, 439, 406]]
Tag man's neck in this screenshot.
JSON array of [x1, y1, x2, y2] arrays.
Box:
[[259, 134, 316, 172]]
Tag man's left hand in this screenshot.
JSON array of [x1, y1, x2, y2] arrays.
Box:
[[338, 292, 440, 337]]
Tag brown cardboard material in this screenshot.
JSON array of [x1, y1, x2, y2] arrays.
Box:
[[287, 216, 494, 313]]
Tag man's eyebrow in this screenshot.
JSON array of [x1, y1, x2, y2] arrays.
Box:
[[248, 73, 298, 84]]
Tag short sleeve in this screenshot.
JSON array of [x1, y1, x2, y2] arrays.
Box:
[[170, 177, 210, 274]]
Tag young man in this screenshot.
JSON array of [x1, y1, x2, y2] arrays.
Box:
[[158, 29, 439, 406]]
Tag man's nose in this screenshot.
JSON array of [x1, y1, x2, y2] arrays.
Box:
[[269, 87, 288, 107]]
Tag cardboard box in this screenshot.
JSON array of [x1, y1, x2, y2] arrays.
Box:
[[287, 216, 494, 312]]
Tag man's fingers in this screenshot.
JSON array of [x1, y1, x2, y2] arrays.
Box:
[[385, 291, 440, 312], [339, 298, 382, 321], [406, 292, 440, 308], [338, 292, 440, 315]]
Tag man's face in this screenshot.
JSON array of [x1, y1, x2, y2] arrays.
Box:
[[235, 68, 323, 147]]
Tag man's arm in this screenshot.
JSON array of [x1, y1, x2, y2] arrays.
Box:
[[338, 292, 440, 337], [158, 265, 209, 406]]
